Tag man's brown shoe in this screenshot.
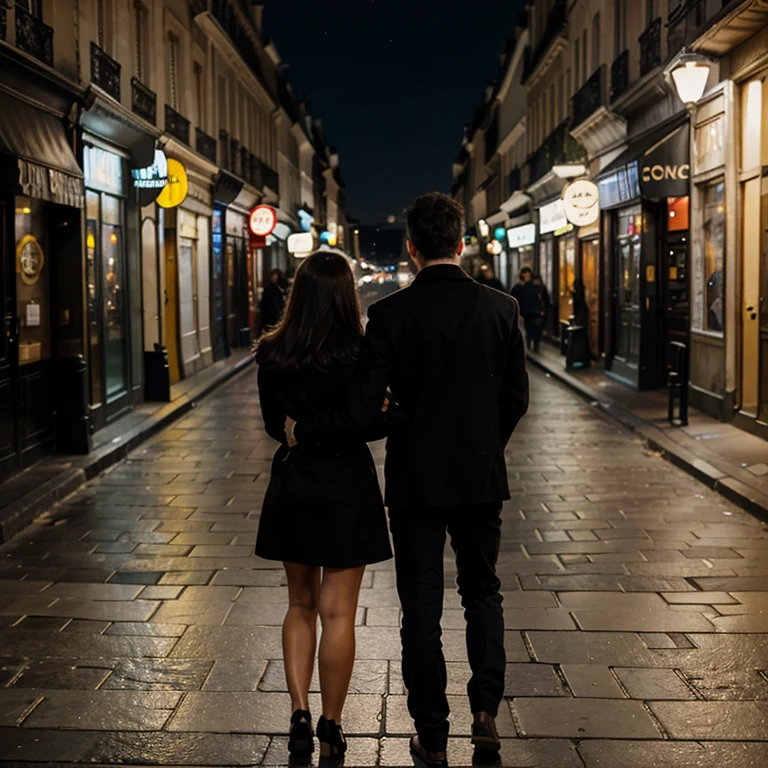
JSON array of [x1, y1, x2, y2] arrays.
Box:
[[471, 712, 500, 752], [409, 735, 448, 768]]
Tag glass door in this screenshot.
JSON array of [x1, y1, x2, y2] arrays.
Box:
[[580, 238, 600, 357], [616, 206, 642, 366]]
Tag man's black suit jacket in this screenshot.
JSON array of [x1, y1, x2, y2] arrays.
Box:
[[294, 263, 529, 508]]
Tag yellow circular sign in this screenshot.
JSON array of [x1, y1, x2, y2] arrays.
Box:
[[157, 158, 188, 209], [16, 235, 44, 286]]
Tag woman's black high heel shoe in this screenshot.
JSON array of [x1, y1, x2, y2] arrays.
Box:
[[317, 715, 347, 765], [288, 709, 314, 761]]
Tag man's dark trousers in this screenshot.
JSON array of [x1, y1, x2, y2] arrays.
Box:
[[388, 503, 505, 753]]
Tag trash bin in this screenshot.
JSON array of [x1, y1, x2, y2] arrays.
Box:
[[144, 344, 171, 402], [54, 355, 92, 454], [565, 325, 591, 370], [238, 327, 252, 348]]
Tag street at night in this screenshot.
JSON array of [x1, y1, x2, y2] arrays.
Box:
[[1, 367, 767, 767], [2, 0, 768, 766]]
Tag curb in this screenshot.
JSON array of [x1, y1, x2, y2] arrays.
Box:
[[0, 354, 255, 544], [527, 352, 768, 524]]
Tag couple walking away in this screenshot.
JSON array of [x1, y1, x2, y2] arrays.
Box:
[[254, 192, 529, 767]]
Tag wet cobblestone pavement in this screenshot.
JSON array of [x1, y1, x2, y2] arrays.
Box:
[[1, 367, 767, 767]]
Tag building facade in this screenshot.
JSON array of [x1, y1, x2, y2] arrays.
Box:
[[0, 0, 348, 482]]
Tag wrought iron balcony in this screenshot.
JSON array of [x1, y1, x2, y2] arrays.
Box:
[[165, 105, 190, 145], [91, 42, 121, 102], [0, 4, 7, 42], [229, 138, 240, 176], [219, 130, 230, 171], [250, 153, 262, 189], [240, 147, 251, 184], [262, 163, 279, 195], [211, 0, 265, 84], [571, 66, 605, 128], [639, 18, 662, 77], [15, 5, 53, 67], [527, 120, 586, 186], [610, 50, 630, 102], [196, 128, 217, 164], [131, 78, 156, 124]]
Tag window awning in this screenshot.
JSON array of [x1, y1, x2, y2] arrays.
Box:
[[0, 90, 84, 207], [595, 114, 690, 208]]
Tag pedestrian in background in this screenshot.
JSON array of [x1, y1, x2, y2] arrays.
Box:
[[259, 268, 286, 331], [254, 252, 400, 764], [287, 192, 529, 768], [511, 267, 544, 353], [476, 263, 506, 292]]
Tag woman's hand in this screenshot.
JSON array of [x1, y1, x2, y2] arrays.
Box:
[[285, 416, 298, 447]]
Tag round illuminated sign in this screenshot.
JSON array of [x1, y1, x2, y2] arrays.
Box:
[[131, 150, 168, 189], [16, 235, 44, 286], [562, 179, 600, 227], [249, 205, 278, 237], [157, 158, 188, 209]]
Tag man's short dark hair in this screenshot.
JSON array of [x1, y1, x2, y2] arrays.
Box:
[[519, 267, 533, 278], [407, 192, 464, 261]]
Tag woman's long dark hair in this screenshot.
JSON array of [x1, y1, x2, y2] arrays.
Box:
[[255, 250, 363, 372]]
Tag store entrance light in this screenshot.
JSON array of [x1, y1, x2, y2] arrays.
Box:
[[665, 50, 712, 107]]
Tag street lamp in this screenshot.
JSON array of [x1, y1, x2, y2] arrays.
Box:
[[665, 50, 712, 107]]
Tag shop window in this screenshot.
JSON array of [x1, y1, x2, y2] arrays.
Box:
[[14, 198, 50, 366], [694, 117, 724, 175], [699, 181, 725, 333], [666, 196, 689, 231], [616, 206, 642, 364], [167, 32, 180, 111], [194, 61, 205, 130]]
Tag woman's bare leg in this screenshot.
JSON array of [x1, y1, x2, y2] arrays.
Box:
[[283, 562, 321, 711], [317, 566, 366, 721]]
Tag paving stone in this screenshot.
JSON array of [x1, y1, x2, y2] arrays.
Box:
[[650, 701, 768, 739], [158, 571, 214, 585], [504, 663, 568, 697], [560, 665, 625, 698], [137, 585, 184, 600], [42, 583, 143, 601], [152, 601, 233, 626], [513, 697, 661, 738], [170, 626, 283, 659], [202, 659, 268, 691], [0, 690, 42, 726], [102, 659, 213, 690], [614, 668, 697, 700], [10, 660, 112, 690], [108, 571, 163, 585], [21, 690, 180, 730], [528, 631, 658, 666], [579, 740, 768, 768], [0, 726, 95, 761], [104, 622, 187, 637], [0, 597, 160, 623], [167, 691, 382, 734], [520, 574, 622, 591], [573, 608, 715, 633], [661, 591, 738, 605]]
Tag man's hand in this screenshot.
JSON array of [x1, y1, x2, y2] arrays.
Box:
[[285, 416, 297, 447]]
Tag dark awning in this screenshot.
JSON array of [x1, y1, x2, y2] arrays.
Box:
[[596, 114, 690, 207], [214, 170, 245, 206], [0, 90, 84, 207]]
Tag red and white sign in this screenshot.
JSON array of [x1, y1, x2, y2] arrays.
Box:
[[249, 205, 277, 237]]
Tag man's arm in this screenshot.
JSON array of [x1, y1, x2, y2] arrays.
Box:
[[292, 302, 396, 445], [499, 300, 529, 444]]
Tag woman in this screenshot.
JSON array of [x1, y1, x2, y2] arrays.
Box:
[[254, 251, 397, 764]]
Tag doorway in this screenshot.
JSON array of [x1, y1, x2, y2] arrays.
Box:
[[662, 197, 690, 376], [163, 230, 181, 385], [580, 238, 600, 357], [0, 199, 19, 482]]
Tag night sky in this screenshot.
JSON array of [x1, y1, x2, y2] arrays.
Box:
[[264, 1, 526, 225]]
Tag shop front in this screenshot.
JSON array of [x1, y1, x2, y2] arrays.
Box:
[[596, 115, 691, 390], [505, 222, 536, 288], [0, 82, 85, 480]]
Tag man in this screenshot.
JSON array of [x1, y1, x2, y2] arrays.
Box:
[[259, 268, 286, 331], [288, 193, 528, 767], [476, 263, 506, 292], [511, 267, 545, 353]]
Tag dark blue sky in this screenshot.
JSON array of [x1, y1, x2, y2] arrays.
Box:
[[264, 1, 526, 224]]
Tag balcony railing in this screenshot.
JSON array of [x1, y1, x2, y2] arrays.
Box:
[[571, 66, 605, 128], [639, 18, 662, 77], [0, 4, 7, 42], [196, 128, 217, 164], [131, 78, 156, 124], [91, 42, 121, 102], [219, 130, 230, 171], [211, 0, 265, 84], [240, 146, 250, 183], [610, 50, 630, 102], [526, 0, 566, 78], [251, 153, 262, 189], [15, 5, 53, 67], [165, 105, 190, 145], [527, 120, 587, 186], [262, 163, 279, 195]]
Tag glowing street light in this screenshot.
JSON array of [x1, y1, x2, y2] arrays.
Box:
[[665, 50, 712, 107]]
